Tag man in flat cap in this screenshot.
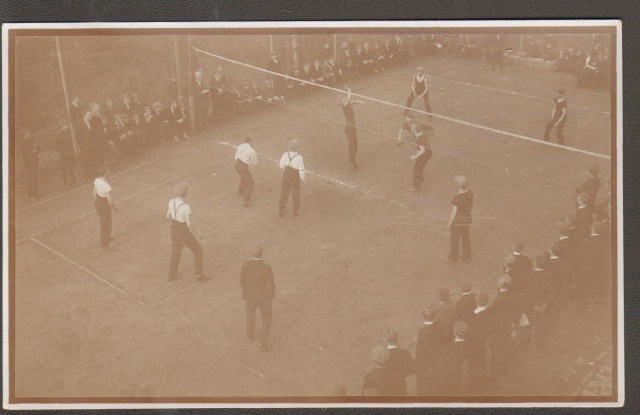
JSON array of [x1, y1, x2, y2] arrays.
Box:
[[240, 245, 275, 351], [361, 345, 390, 395], [456, 280, 476, 323], [167, 182, 206, 281], [415, 306, 442, 395], [383, 329, 414, 395]]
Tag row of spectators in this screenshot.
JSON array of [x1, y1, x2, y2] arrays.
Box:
[[344, 166, 611, 396]]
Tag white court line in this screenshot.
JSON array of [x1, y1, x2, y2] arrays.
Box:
[[195, 47, 610, 160], [436, 76, 611, 115], [28, 237, 147, 307]]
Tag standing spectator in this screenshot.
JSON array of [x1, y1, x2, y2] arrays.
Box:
[[383, 329, 414, 396], [152, 101, 169, 144], [266, 52, 285, 100], [574, 192, 594, 240], [69, 94, 83, 134], [131, 92, 144, 118], [543, 89, 568, 145], [404, 67, 433, 121], [93, 166, 117, 250], [234, 134, 258, 207], [191, 71, 210, 133], [177, 96, 191, 139], [445, 176, 473, 264], [19, 129, 41, 202], [338, 87, 364, 170], [383, 40, 395, 68], [77, 112, 96, 180], [435, 286, 457, 341], [508, 241, 533, 295], [311, 60, 326, 85], [415, 306, 442, 395], [278, 139, 306, 218], [166, 182, 207, 281], [408, 124, 433, 192], [240, 245, 275, 351], [361, 346, 390, 395], [490, 274, 517, 378], [438, 321, 471, 395], [322, 60, 336, 86], [165, 98, 182, 143], [339, 47, 354, 82], [456, 280, 476, 323], [575, 165, 601, 207], [54, 122, 78, 188], [209, 66, 228, 124], [466, 291, 492, 392]]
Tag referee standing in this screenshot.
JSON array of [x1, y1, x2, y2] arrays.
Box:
[[234, 134, 258, 207], [240, 245, 275, 351], [167, 182, 207, 281]]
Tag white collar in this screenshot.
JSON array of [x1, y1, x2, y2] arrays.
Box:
[[499, 288, 508, 292], [252, 257, 263, 261], [474, 305, 487, 314], [423, 321, 434, 325], [454, 338, 465, 342], [559, 236, 569, 240], [387, 345, 397, 350]]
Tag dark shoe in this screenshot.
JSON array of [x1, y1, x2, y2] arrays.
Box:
[[242, 202, 254, 207]]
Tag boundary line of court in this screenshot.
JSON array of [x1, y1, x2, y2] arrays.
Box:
[[16, 64, 419, 214], [28, 237, 147, 307], [435, 76, 611, 115], [194, 47, 610, 160]]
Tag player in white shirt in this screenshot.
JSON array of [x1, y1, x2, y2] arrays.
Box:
[[166, 182, 207, 281], [93, 167, 117, 250], [278, 139, 305, 217], [234, 134, 259, 206]]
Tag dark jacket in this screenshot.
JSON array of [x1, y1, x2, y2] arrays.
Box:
[[456, 293, 476, 323], [385, 347, 414, 395], [240, 258, 275, 302]]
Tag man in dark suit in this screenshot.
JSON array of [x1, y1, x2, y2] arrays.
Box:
[[240, 246, 275, 351], [456, 280, 476, 322], [69, 94, 83, 136], [575, 165, 601, 208], [414, 306, 442, 395], [466, 291, 492, 393], [490, 274, 517, 378], [361, 346, 390, 395], [191, 71, 210, 133], [437, 321, 471, 395], [54, 122, 78, 188], [435, 286, 457, 342], [77, 112, 97, 180], [506, 241, 533, 295], [383, 329, 413, 395], [338, 47, 354, 81], [151, 101, 169, 144], [209, 66, 228, 124], [165, 98, 182, 143]]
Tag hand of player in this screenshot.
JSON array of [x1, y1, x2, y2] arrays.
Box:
[[410, 155, 416, 161], [446, 223, 451, 229]]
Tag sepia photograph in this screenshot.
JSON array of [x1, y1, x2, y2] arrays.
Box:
[[2, 20, 622, 409]]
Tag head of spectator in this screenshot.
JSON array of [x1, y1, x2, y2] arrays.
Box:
[[512, 240, 526, 255], [143, 106, 151, 118], [437, 286, 451, 303], [460, 280, 472, 295], [534, 252, 548, 270], [314, 59, 321, 69], [323, 43, 330, 52], [131, 113, 140, 124], [83, 111, 92, 124], [152, 101, 162, 113], [71, 94, 80, 106], [132, 92, 141, 103], [498, 274, 512, 291], [329, 57, 336, 65], [90, 102, 101, 116], [170, 98, 178, 110], [252, 244, 263, 259], [113, 114, 123, 126], [270, 52, 278, 61], [303, 62, 310, 71], [371, 345, 389, 368], [577, 192, 590, 207], [374, 43, 381, 51], [421, 306, 436, 323], [356, 45, 362, 53], [476, 291, 490, 308], [215, 65, 223, 75], [105, 98, 114, 110], [587, 165, 600, 178], [122, 94, 130, 105], [455, 175, 469, 190], [453, 321, 468, 341], [288, 138, 300, 152], [331, 384, 347, 396], [383, 329, 398, 347], [195, 71, 203, 82], [292, 67, 301, 76]]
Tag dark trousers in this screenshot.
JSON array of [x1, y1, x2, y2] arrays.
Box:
[[412, 155, 429, 188], [59, 153, 77, 184], [449, 224, 471, 261], [245, 298, 273, 345], [95, 196, 112, 248], [543, 116, 567, 145], [195, 105, 207, 133], [279, 168, 300, 213], [406, 90, 432, 115], [168, 221, 203, 278], [345, 125, 357, 165], [235, 159, 254, 204], [416, 368, 438, 395], [26, 165, 39, 198]]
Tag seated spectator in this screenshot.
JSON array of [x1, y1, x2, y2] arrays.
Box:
[[152, 101, 169, 144], [322, 60, 335, 86], [261, 80, 275, 103], [311, 60, 325, 85], [373, 43, 385, 72], [327, 57, 342, 84], [177, 96, 191, 139], [110, 114, 140, 161], [164, 98, 183, 143]]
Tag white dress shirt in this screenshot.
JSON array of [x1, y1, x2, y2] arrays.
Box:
[[235, 143, 258, 166], [279, 151, 305, 181]]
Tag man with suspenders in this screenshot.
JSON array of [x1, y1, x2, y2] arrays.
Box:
[[167, 182, 207, 281], [278, 139, 306, 218]]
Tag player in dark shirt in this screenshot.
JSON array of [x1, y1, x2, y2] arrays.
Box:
[[445, 176, 473, 264], [543, 89, 568, 144], [575, 165, 601, 207], [338, 87, 364, 169]]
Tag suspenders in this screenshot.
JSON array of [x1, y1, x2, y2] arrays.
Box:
[[286, 152, 299, 169], [171, 199, 185, 222]]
